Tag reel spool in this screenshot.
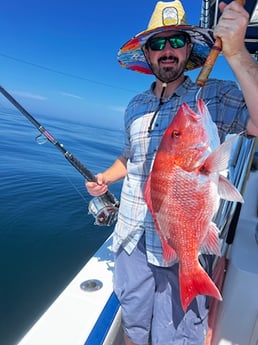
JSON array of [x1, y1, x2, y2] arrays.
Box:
[[88, 195, 119, 226]]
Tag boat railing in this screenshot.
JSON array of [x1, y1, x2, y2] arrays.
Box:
[[213, 135, 257, 250], [200, 0, 258, 56]]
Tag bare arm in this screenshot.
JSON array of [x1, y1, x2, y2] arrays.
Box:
[[85, 155, 128, 196], [215, 1, 258, 136]]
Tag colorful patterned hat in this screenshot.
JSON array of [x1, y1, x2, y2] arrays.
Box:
[[118, 0, 215, 74]]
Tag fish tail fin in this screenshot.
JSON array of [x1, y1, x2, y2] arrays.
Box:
[[179, 264, 222, 312]]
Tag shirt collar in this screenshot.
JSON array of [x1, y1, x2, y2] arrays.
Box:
[[150, 76, 194, 101]]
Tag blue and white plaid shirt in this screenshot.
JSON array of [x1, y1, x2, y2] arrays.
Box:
[[112, 76, 249, 267]]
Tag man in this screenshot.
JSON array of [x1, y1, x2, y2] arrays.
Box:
[[86, 1, 258, 344]]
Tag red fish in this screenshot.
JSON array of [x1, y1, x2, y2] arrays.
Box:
[[144, 99, 243, 312]]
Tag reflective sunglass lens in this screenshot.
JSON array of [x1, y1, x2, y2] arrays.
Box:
[[149, 37, 166, 50], [148, 35, 187, 51], [169, 36, 185, 48]]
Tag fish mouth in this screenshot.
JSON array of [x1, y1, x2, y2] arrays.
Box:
[[188, 111, 202, 122], [181, 103, 202, 122]]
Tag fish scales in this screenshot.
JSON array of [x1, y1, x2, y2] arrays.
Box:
[[144, 99, 243, 311]]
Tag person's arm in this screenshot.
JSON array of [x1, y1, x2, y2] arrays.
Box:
[[215, 1, 258, 136], [85, 155, 128, 196]]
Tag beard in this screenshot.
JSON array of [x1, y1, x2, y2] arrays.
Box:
[[149, 55, 188, 83]]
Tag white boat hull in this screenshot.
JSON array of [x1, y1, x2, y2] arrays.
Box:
[[212, 171, 258, 345], [17, 158, 258, 345]]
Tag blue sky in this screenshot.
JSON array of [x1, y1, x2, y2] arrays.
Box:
[[0, 0, 236, 128]]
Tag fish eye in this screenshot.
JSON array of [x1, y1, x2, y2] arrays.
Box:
[[171, 130, 180, 138]]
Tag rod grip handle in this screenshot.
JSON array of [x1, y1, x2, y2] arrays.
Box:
[[196, 0, 245, 87], [65, 153, 119, 207]]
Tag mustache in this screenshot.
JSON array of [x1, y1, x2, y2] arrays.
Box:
[[158, 55, 179, 64]]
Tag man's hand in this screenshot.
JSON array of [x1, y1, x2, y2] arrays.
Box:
[[214, 1, 249, 58], [85, 173, 108, 196]]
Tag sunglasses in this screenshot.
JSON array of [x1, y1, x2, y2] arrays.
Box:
[[147, 34, 189, 51]]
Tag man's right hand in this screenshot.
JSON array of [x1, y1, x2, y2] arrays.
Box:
[[85, 173, 108, 196]]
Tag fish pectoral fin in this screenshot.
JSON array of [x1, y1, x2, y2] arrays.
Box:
[[179, 264, 222, 312], [144, 175, 153, 211], [200, 222, 221, 256], [218, 174, 244, 203]]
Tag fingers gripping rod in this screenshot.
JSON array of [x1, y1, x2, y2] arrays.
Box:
[[196, 0, 245, 87], [0, 85, 119, 226]]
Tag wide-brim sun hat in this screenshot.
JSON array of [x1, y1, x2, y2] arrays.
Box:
[[118, 0, 215, 74]]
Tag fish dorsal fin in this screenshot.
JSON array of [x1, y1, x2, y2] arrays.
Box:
[[201, 134, 244, 203], [203, 134, 239, 173]]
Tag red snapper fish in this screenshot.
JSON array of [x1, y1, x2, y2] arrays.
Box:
[[144, 99, 243, 312]]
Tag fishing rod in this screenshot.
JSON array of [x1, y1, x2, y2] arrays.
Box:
[[0, 85, 119, 226], [196, 0, 245, 87]]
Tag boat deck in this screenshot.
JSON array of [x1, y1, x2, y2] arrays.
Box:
[[17, 138, 258, 345]]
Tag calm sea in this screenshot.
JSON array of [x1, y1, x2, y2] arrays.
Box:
[[0, 106, 123, 345]]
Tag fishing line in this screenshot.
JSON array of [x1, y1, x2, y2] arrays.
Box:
[[0, 85, 119, 226], [0, 52, 138, 94], [63, 173, 88, 203], [195, 86, 202, 102], [38, 140, 89, 204]]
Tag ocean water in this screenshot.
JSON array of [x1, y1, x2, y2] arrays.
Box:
[[0, 107, 123, 344]]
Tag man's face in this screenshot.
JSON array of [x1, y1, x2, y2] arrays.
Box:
[[143, 30, 193, 83]]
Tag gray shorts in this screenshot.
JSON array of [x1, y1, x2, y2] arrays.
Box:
[[114, 235, 211, 345]]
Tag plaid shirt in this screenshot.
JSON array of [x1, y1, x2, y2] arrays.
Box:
[[112, 76, 249, 267]]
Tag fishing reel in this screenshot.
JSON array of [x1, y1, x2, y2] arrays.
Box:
[[88, 194, 119, 226]]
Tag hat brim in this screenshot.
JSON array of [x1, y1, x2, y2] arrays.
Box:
[[118, 25, 215, 74]]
